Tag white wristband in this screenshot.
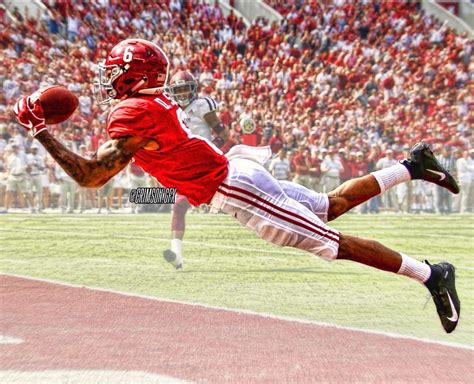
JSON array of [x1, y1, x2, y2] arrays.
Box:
[[31, 126, 48, 137]]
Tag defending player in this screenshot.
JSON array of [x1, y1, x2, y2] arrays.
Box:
[[163, 71, 227, 269], [14, 39, 461, 333]]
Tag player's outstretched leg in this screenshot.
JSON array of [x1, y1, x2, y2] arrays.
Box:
[[213, 158, 460, 333], [326, 141, 460, 220], [163, 195, 191, 269], [337, 234, 460, 333]]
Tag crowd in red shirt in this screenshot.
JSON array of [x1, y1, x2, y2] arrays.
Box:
[[0, 0, 472, 212]]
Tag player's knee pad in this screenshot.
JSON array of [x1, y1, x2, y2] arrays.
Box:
[[254, 220, 299, 248], [295, 237, 338, 261]]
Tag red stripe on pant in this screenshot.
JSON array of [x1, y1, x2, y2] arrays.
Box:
[[217, 187, 339, 243], [220, 182, 339, 240]]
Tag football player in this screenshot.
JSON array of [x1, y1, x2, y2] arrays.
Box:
[[14, 39, 461, 333], [164, 70, 228, 269]]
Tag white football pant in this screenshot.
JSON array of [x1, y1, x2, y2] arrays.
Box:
[[210, 156, 339, 260]]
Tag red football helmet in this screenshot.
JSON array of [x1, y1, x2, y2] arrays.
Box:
[[167, 71, 198, 107], [95, 39, 169, 104]]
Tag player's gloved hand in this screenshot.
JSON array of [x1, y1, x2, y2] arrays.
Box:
[[13, 95, 47, 137]]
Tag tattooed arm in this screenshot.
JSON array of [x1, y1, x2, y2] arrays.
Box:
[[14, 94, 153, 187], [35, 131, 151, 188]]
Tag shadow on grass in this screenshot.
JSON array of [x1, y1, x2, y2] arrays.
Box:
[[178, 267, 366, 275]]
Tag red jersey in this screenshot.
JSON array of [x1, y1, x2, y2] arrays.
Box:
[[351, 160, 369, 178], [292, 153, 310, 176], [107, 94, 229, 206]]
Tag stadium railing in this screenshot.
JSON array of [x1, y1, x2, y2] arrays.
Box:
[[422, 0, 473, 36], [222, 0, 283, 23], [3, 0, 51, 20], [459, 0, 474, 30], [206, 0, 251, 28]]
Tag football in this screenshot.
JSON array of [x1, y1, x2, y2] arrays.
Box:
[[32, 85, 79, 124]]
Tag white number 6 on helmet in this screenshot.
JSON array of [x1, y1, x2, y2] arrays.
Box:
[[123, 46, 134, 63]]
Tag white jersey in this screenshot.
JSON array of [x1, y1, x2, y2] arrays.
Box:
[[182, 96, 217, 142]]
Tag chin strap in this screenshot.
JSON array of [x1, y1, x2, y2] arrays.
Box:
[[124, 79, 147, 98], [138, 87, 166, 95]]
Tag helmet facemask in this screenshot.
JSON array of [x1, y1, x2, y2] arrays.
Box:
[[94, 63, 123, 105], [167, 81, 197, 107]]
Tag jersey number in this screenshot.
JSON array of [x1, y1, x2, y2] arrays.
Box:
[[154, 93, 177, 110], [123, 46, 134, 63]]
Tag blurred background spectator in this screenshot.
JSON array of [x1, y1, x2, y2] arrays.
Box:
[[321, 146, 344, 193], [27, 143, 44, 212], [376, 149, 398, 211], [456, 149, 474, 213], [269, 149, 291, 181], [435, 146, 456, 214]]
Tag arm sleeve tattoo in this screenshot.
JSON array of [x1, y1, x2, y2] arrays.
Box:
[[35, 131, 139, 188]]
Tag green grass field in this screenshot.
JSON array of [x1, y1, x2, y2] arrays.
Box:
[[1, 213, 473, 346]]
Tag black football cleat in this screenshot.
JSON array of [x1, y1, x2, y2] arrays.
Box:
[[400, 142, 460, 194], [163, 249, 183, 270], [424, 261, 460, 333]]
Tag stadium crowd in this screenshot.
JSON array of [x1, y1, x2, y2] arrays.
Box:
[[0, 0, 472, 214]]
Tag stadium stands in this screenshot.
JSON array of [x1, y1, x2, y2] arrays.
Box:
[[0, 0, 472, 214]]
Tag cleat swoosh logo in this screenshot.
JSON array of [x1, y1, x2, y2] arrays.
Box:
[[427, 169, 446, 181], [446, 292, 458, 322]]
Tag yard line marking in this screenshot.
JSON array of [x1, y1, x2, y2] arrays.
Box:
[[1, 228, 473, 271], [0, 228, 300, 256], [2, 228, 473, 271], [2, 273, 472, 351], [4, 256, 471, 273], [0, 334, 24, 345]]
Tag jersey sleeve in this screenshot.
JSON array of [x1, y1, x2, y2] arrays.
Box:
[[107, 100, 156, 139], [197, 97, 218, 119]]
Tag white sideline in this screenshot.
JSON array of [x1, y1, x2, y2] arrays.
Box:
[[2, 273, 472, 352], [0, 370, 190, 384], [0, 334, 23, 345]]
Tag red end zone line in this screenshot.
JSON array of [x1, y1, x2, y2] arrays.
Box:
[[1, 274, 472, 384]]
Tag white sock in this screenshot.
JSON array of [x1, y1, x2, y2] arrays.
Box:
[[397, 254, 431, 283], [171, 239, 183, 266], [371, 163, 411, 194], [171, 238, 183, 256]]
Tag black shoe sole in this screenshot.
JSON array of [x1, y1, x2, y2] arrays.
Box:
[[410, 142, 460, 194], [163, 249, 183, 270], [163, 249, 177, 263]]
